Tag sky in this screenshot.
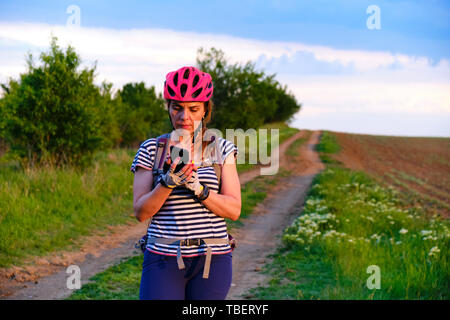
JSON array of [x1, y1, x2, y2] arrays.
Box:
[[0, 0, 449, 137]]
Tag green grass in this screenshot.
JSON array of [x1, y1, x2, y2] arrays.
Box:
[[66, 170, 289, 300], [247, 246, 336, 300], [0, 148, 137, 268], [286, 131, 311, 157], [67, 255, 143, 300], [316, 131, 342, 165], [235, 122, 299, 173], [249, 132, 450, 300]]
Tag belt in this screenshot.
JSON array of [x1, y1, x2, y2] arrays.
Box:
[[147, 237, 230, 279]]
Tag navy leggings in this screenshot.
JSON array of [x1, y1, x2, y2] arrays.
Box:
[[139, 249, 233, 300]]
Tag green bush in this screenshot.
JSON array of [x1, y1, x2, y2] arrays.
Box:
[[0, 37, 113, 168]]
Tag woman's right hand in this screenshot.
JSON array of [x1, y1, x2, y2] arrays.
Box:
[[159, 157, 194, 189]]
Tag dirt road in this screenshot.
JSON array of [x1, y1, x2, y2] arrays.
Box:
[[1, 130, 324, 300]]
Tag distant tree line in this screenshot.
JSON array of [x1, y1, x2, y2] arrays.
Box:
[[0, 37, 301, 168]]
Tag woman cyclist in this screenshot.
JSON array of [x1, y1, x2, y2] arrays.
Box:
[[130, 66, 241, 300]]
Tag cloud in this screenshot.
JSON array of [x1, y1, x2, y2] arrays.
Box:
[[0, 21, 449, 136]]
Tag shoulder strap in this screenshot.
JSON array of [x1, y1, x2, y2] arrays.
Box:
[[204, 134, 223, 192], [146, 133, 170, 227], [213, 163, 222, 192], [153, 133, 171, 174]]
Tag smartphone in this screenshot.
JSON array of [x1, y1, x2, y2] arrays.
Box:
[[163, 146, 190, 173]]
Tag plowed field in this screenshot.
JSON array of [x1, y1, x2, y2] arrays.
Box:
[[330, 132, 450, 218]]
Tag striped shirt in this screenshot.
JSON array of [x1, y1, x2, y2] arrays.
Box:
[[130, 136, 238, 257]]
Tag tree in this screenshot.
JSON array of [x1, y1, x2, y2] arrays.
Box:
[[113, 82, 170, 147], [196, 47, 301, 132], [0, 36, 111, 168]]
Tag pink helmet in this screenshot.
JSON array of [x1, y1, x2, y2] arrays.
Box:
[[164, 66, 213, 102]]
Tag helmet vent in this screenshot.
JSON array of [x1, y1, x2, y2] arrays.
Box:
[[192, 75, 200, 88], [180, 84, 187, 97], [167, 85, 176, 97], [173, 73, 178, 86], [183, 68, 190, 79], [192, 87, 203, 99]]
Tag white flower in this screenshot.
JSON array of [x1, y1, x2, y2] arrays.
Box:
[[420, 230, 432, 236], [395, 241, 402, 245], [428, 246, 440, 257], [399, 228, 408, 235]]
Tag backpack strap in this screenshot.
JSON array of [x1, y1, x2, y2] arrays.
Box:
[[153, 133, 171, 176], [145, 133, 170, 230], [213, 163, 222, 193]]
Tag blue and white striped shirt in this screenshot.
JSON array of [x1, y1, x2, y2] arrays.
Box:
[[130, 136, 238, 257]]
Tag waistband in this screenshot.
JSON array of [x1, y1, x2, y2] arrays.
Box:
[[147, 237, 229, 279]]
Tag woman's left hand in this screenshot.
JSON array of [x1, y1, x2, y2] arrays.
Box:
[[184, 169, 204, 196]]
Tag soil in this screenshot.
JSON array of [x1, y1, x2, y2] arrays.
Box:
[[1, 130, 324, 300], [330, 132, 450, 218]]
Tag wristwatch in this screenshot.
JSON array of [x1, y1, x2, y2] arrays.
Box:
[[197, 183, 210, 201]]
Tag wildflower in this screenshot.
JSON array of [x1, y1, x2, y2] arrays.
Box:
[[370, 234, 381, 242], [399, 228, 408, 235], [395, 241, 402, 245], [428, 246, 440, 257], [420, 230, 432, 236]]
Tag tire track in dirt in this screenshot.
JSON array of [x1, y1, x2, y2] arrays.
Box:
[[1, 130, 312, 300]]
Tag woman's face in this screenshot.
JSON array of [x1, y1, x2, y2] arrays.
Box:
[[169, 100, 205, 134]]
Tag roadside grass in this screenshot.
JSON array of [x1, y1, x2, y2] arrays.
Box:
[[286, 131, 312, 157], [315, 131, 342, 165], [66, 170, 290, 300], [66, 255, 143, 300], [236, 122, 299, 173], [249, 132, 450, 300], [0, 148, 136, 268]]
